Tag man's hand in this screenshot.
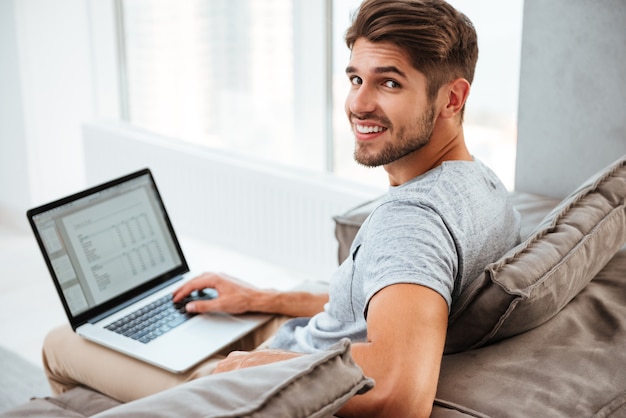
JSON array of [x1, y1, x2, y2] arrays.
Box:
[[172, 272, 259, 314], [213, 349, 304, 374]]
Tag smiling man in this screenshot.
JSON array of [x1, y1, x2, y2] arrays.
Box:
[[43, 1, 521, 417]]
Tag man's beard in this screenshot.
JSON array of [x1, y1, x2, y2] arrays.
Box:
[[353, 104, 436, 168]]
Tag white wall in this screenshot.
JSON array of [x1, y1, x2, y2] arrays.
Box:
[[0, 0, 30, 228], [516, 0, 626, 198], [0, 0, 94, 231]]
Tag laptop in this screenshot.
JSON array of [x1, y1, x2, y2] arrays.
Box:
[[27, 168, 271, 373]]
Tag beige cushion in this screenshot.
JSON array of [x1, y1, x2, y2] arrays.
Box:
[[445, 156, 626, 353], [90, 339, 373, 418], [0, 387, 121, 417]]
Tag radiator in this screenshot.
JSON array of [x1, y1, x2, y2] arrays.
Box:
[[82, 122, 382, 280]]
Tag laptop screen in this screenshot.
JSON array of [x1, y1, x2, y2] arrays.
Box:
[[28, 169, 188, 323]]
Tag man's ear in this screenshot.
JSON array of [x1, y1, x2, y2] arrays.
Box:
[[440, 78, 471, 119]]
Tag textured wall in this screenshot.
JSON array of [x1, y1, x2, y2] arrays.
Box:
[[516, 0, 626, 198]]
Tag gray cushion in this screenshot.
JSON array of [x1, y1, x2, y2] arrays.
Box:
[[435, 248, 626, 417], [445, 155, 626, 352], [333, 197, 383, 264], [91, 338, 373, 418]]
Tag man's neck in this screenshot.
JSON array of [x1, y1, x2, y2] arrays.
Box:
[[384, 128, 472, 186]]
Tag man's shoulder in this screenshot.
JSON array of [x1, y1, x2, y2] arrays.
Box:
[[384, 160, 504, 206]]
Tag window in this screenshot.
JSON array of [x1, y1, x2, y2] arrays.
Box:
[[118, 0, 523, 189], [119, 0, 314, 168]]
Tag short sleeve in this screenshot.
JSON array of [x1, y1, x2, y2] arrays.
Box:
[[355, 201, 458, 312]]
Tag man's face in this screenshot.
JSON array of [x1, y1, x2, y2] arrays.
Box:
[[345, 39, 437, 168]]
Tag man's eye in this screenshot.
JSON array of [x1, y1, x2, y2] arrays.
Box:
[[384, 80, 400, 88], [350, 76, 362, 85]]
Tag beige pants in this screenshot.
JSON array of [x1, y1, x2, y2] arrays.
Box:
[[43, 316, 289, 403]]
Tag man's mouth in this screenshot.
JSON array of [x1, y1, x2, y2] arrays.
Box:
[[355, 124, 387, 134]]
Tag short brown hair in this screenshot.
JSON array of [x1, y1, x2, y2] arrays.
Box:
[[345, 0, 479, 102]]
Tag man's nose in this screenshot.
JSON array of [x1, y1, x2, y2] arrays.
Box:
[[348, 85, 377, 115]]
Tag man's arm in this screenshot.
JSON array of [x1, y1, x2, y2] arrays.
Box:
[[337, 283, 448, 418], [212, 282, 448, 417], [172, 272, 328, 317]]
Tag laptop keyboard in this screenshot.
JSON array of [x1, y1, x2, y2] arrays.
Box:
[[105, 294, 194, 344]]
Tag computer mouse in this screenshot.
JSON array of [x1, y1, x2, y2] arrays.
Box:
[[175, 288, 218, 311], [189, 288, 218, 301]]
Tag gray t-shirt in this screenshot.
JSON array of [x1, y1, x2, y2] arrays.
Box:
[[271, 160, 521, 353]]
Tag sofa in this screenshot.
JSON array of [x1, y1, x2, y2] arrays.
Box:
[[2, 155, 625, 417]]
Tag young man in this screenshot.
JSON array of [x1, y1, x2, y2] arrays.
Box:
[[44, 1, 520, 416]]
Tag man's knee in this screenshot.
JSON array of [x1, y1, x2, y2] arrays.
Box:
[[42, 325, 73, 362], [42, 324, 77, 395]]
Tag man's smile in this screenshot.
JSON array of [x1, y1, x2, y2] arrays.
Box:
[[355, 123, 387, 134]]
